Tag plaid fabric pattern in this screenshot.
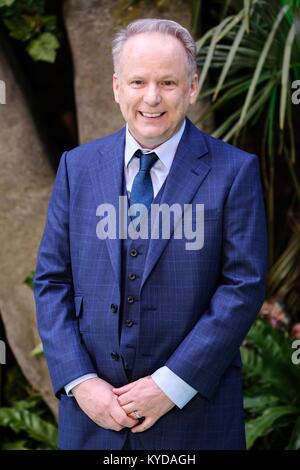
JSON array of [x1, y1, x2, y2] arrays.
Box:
[[34, 118, 267, 449]]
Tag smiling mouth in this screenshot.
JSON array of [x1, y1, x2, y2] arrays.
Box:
[[138, 111, 166, 118]]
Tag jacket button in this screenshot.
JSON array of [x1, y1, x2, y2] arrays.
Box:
[[126, 319, 134, 327], [128, 273, 136, 281], [110, 303, 118, 313], [127, 295, 134, 304], [111, 352, 120, 361], [130, 248, 138, 257]]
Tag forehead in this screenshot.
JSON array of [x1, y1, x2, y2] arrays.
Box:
[[119, 32, 189, 76]]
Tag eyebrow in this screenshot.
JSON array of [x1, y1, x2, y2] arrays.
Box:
[[128, 76, 177, 81]]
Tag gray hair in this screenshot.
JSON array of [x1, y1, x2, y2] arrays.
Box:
[[112, 18, 197, 81]]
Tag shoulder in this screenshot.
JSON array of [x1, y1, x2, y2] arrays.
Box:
[[187, 118, 256, 166], [201, 129, 257, 169], [62, 127, 124, 171]]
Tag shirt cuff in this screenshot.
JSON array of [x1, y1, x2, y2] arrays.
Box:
[[151, 366, 198, 409], [64, 373, 98, 396]]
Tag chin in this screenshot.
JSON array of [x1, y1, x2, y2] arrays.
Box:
[[137, 127, 167, 138]]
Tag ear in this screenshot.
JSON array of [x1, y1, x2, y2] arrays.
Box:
[[189, 73, 199, 105], [112, 73, 120, 104]]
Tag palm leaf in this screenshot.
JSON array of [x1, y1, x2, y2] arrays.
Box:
[[197, 9, 247, 92], [213, 21, 247, 100], [238, 5, 290, 129], [280, 19, 297, 129]]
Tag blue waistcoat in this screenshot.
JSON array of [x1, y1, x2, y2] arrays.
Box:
[[119, 171, 166, 378]]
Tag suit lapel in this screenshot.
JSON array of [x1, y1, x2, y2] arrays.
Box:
[[141, 119, 210, 291], [88, 120, 211, 294], [88, 128, 126, 292]]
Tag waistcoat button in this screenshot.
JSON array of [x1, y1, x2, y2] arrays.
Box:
[[130, 248, 138, 257], [111, 352, 120, 361], [127, 295, 134, 304]]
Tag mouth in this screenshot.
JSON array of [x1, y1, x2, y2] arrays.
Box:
[[138, 111, 166, 119]]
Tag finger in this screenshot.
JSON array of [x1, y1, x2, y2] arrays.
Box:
[[131, 417, 152, 433], [120, 403, 137, 415], [116, 391, 135, 406], [113, 382, 136, 395], [128, 411, 145, 421], [105, 417, 124, 432], [111, 403, 139, 429]]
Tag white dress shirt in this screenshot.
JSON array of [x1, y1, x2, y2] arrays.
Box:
[[65, 118, 198, 408]]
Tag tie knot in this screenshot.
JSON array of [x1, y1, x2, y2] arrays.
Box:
[[134, 149, 158, 173]]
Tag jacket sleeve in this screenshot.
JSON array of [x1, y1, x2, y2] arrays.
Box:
[[165, 154, 268, 400], [33, 152, 97, 398]]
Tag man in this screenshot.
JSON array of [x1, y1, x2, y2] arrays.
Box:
[[34, 18, 267, 450]]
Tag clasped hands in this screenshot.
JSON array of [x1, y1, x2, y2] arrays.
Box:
[[72, 376, 175, 433]]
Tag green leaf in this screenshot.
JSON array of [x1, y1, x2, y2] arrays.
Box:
[[30, 342, 43, 358], [0, 407, 58, 449], [224, 79, 275, 141], [25, 270, 35, 289], [246, 405, 298, 448], [279, 19, 297, 129], [244, 395, 279, 412], [0, 440, 28, 450], [0, 0, 15, 7], [287, 416, 300, 449], [238, 5, 290, 129], [42, 15, 57, 32], [3, 14, 37, 41], [213, 21, 247, 101], [26, 32, 59, 63], [243, 0, 251, 32], [198, 11, 244, 92], [12, 397, 43, 410]]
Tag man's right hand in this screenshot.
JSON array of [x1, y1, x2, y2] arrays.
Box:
[[72, 377, 139, 431]]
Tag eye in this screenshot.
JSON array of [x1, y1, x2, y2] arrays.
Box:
[[131, 80, 143, 87], [163, 81, 175, 87]]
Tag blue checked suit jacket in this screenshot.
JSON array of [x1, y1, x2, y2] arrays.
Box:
[[34, 117, 268, 450]]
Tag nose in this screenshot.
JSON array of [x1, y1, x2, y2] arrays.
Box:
[[143, 84, 161, 106]]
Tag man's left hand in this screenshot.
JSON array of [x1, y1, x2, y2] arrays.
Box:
[[112, 376, 175, 433]]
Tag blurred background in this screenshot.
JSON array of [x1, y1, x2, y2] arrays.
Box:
[[0, 0, 299, 450]]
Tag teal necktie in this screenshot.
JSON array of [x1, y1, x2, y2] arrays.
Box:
[[130, 149, 159, 211]]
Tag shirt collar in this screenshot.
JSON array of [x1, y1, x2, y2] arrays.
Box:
[[125, 118, 186, 171]]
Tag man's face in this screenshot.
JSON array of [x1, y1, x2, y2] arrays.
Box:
[[113, 33, 199, 149]]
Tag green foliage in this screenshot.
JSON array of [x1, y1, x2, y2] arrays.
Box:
[[0, 0, 60, 63], [26, 31, 59, 63], [25, 271, 44, 358], [25, 270, 34, 289], [0, 403, 58, 449], [267, 225, 300, 321], [1, 439, 28, 450], [0, 365, 57, 449], [195, 0, 300, 269], [241, 318, 300, 449], [3, 364, 30, 404], [0, 0, 16, 7], [30, 341, 43, 358]]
